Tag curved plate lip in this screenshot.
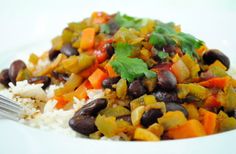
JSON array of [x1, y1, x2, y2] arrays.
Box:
[[5, 119, 234, 143]]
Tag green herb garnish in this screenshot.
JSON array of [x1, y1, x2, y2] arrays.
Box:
[[114, 42, 133, 57], [110, 43, 156, 82], [111, 56, 156, 82], [149, 22, 204, 58], [157, 51, 169, 59], [100, 24, 110, 34], [114, 13, 146, 29]]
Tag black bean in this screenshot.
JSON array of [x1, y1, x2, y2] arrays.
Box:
[[75, 98, 107, 116], [163, 45, 183, 56], [69, 115, 97, 135], [161, 132, 173, 140], [141, 109, 163, 128], [165, 102, 189, 118], [203, 49, 230, 70], [128, 80, 147, 98], [163, 45, 176, 54], [117, 115, 131, 123], [28, 76, 51, 89], [0, 69, 10, 87], [157, 70, 177, 91], [105, 44, 114, 58], [9, 60, 26, 85], [102, 77, 120, 89], [51, 71, 69, 82], [48, 48, 60, 61], [227, 109, 236, 119], [153, 90, 182, 103], [60, 43, 79, 57]]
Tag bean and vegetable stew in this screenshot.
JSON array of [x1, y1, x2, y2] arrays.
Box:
[[1, 12, 236, 141]]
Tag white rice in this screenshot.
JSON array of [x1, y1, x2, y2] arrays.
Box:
[[9, 81, 47, 101], [0, 80, 105, 138]]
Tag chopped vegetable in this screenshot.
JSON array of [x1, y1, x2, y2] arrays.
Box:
[[217, 111, 236, 132], [79, 60, 98, 78], [223, 86, 236, 112], [55, 73, 83, 96], [62, 28, 73, 44], [167, 119, 206, 139], [199, 77, 230, 89], [209, 60, 227, 71], [147, 123, 164, 137], [116, 78, 127, 99], [177, 83, 210, 100], [88, 68, 108, 89], [95, 114, 132, 137], [158, 111, 187, 130], [171, 58, 190, 83], [104, 63, 119, 77], [203, 95, 221, 108], [91, 12, 109, 24], [54, 96, 69, 109], [114, 27, 144, 44], [93, 49, 108, 63], [182, 103, 199, 120], [134, 128, 160, 141], [131, 106, 145, 126], [62, 54, 95, 74], [29, 53, 39, 65], [101, 105, 130, 117], [181, 54, 200, 79], [52, 36, 63, 50], [80, 27, 96, 50], [199, 108, 217, 135], [143, 95, 157, 105], [95, 115, 118, 137], [73, 80, 92, 100]]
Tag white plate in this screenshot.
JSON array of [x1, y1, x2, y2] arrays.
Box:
[[0, 0, 236, 154]]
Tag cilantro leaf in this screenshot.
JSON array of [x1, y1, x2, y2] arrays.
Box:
[[100, 24, 110, 34], [114, 12, 146, 29], [149, 32, 167, 48], [114, 43, 133, 57], [110, 56, 156, 82], [157, 51, 169, 59]]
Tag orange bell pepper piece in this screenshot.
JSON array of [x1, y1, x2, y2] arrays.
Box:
[[199, 108, 217, 135], [88, 68, 108, 89], [204, 95, 221, 108], [74, 80, 92, 99], [167, 119, 206, 139], [199, 77, 230, 89], [54, 96, 69, 109], [80, 28, 95, 50], [80, 60, 99, 78], [104, 63, 118, 78]]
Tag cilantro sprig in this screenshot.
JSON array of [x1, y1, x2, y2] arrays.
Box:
[[110, 43, 156, 82], [149, 22, 204, 58], [114, 13, 147, 29]]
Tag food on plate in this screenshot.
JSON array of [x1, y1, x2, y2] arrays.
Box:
[[1, 12, 236, 141]]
